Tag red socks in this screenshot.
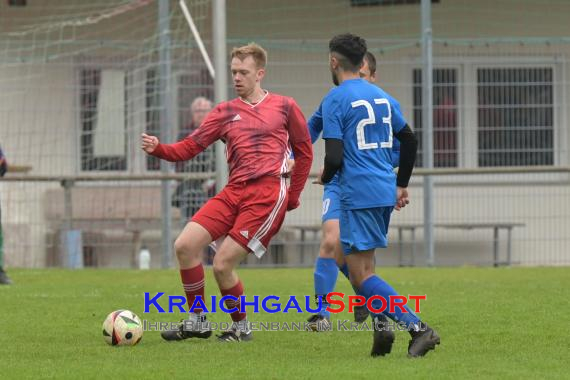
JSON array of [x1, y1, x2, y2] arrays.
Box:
[[180, 264, 205, 313], [181, 265, 246, 322], [220, 280, 246, 322]]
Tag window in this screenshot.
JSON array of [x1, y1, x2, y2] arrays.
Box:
[[175, 72, 215, 175], [177, 70, 214, 136], [477, 67, 554, 166], [413, 68, 458, 168], [80, 69, 127, 171], [145, 68, 214, 171]]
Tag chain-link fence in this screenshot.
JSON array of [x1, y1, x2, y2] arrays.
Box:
[[1, 0, 569, 268]]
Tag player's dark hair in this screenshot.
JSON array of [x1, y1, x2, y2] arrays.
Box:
[[329, 33, 367, 72], [364, 51, 376, 76]]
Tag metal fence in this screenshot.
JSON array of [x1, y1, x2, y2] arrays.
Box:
[[1, 0, 569, 268]]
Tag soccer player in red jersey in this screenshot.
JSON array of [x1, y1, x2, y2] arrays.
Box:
[[141, 43, 313, 342]]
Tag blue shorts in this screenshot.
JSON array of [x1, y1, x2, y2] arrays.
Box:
[[340, 207, 393, 254], [322, 182, 340, 222]]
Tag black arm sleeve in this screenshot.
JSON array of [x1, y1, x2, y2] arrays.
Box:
[[394, 124, 418, 187], [321, 138, 344, 184]]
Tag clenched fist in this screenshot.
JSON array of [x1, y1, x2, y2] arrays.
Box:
[[141, 133, 159, 154], [395, 186, 410, 211]]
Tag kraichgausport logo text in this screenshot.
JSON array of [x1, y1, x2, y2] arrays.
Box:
[[144, 292, 426, 314]]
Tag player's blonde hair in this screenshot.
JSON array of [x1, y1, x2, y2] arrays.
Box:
[[231, 43, 267, 69]]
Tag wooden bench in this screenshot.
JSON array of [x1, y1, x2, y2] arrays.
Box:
[[287, 222, 525, 267], [44, 186, 181, 266], [394, 223, 525, 267]]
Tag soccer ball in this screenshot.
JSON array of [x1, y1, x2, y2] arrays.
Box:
[[102, 310, 143, 346]]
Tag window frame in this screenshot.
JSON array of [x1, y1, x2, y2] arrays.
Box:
[[409, 56, 567, 184], [76, 66, 138, 173], [469, 60, 561, 168], [412, 64, 464, 168], [76, 64, 193, 174], [144, 68, 213, 172]]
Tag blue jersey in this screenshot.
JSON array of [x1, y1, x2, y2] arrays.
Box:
[[392, 135, 401, 167], [307, 102, 340, 186], [307, 103, 324, 144], [389, 100, 402, 168], [309, 95, 401, 168], [322, 78, 407, 210]]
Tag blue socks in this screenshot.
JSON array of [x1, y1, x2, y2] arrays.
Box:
[[359, 275, 421, 329], [314, 257, 339, 317]]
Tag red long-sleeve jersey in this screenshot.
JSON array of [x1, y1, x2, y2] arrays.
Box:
[[151, 92, 313, 208]]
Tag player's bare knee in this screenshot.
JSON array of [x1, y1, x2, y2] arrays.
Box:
[[173, 237, 187, 256], [174, 237, 199, 261], [212, 259, 224, 276], [212, 255, 232, 278], [212, 243, 230, 272], [319, 235, 338, 259], [173, 237, 186, 258]]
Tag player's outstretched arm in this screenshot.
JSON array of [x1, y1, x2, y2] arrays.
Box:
[[140, 133, 205, 162], [141, 104, 223, 163]]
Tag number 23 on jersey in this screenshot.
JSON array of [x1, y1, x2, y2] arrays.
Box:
[[351, 99, 393, 151]]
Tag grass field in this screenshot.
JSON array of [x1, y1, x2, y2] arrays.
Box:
[[0, 267, 568, 379]]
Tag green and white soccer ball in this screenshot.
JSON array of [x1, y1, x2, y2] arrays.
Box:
[[102, 310, 143, 346]]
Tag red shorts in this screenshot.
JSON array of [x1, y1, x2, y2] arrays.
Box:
[[192, 176, 289, 258]]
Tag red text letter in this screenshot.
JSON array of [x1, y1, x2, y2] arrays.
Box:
[[408, 295, 427, 313], [348, 295, 366, 313], [389, 295, 407, 314], [366, 295, 387, 314], [326, 292, 345, 313]]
